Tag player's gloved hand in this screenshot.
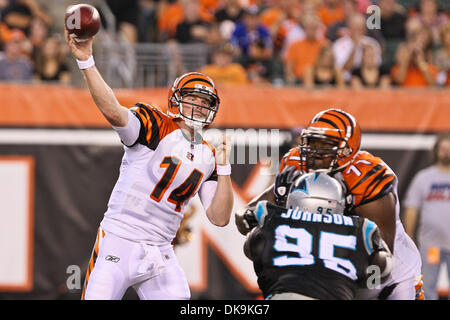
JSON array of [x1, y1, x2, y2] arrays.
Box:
[[274, 165, 302, 207], [235, 206, 257, 235]]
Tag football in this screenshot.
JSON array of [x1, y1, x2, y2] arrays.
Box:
[[65, 4, 101, 41]]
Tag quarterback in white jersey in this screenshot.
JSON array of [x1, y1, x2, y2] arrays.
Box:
[[65, 32, 234, 300]]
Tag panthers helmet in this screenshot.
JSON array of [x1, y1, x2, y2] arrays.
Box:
[[167, 72, 220, 129], [287, 172, 345, 215], [300, 109, 361, 172]]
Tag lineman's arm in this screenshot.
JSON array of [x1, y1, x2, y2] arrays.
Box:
[[235, 164, 301, 235], [64, 30, 128, 127], [364, 221, 394, 282], [243, 226, 261, 260], [243, 200, 271, 260], [369, 238, 394, 283], [355, 192, 397, 253], [235, 185, 274, 235]]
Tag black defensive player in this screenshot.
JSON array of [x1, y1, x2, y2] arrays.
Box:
[[244, 173, 393, 300]]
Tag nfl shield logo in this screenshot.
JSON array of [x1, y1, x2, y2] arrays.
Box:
[[187, 152, 194, 161]]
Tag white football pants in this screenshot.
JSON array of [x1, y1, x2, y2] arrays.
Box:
[[81, 227, 191, 300]]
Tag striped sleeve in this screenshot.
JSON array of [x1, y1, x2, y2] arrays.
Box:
[[344, 152, 395, 207], [130, 102, 165, 150], [279, 147, 302, 172]]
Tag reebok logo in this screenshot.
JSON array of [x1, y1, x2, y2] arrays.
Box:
[[105, 255, 120, 263]]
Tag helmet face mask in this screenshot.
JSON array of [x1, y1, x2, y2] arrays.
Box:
[[168, 73, 220, 129], [301, 134, 348, 172], [299, 109, 361, 172], [177, 90, 218, 126]]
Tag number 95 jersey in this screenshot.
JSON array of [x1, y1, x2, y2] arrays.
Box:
[[100, 103, 218, 246], [247, 201, 386, 300]]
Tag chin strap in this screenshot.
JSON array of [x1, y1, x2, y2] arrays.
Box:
[[183, 118, 205, 130]]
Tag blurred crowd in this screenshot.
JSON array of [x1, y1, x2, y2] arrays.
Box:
[[1, 0, 450, 88], [0, 0, 71, 84]]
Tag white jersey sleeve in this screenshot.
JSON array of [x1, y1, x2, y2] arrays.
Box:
[[112, 109, 141, 147], [199, 180, 217, 212]]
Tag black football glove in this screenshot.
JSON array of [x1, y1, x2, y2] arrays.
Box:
[[243, 208, 258, 230], [235, 206, 257, 235], [274, 165, 302, 207]]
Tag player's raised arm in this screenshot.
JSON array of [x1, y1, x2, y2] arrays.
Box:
[[64, 30, 129, 127]]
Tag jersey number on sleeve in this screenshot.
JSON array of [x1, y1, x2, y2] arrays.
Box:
[[150, 156, 204, 212], [273, 225, 357, 280]]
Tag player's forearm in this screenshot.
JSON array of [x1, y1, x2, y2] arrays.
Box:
[[234, 185, 275, 235], [82, 66, 128, 127], [206, 176, 233, 227], [248, 184, 275, 207], [355, 192, 396, 253]]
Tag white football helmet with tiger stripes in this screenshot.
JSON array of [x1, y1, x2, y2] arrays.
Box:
[[167, 72, 220, 129]]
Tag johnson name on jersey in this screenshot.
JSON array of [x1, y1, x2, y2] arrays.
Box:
[[248, 201, 385, 300], [100, 103, 217, 246]]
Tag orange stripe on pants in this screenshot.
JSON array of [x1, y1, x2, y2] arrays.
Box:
[[81, 227, 105, 300]]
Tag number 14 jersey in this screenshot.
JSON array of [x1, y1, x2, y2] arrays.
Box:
[[100, 103, 218, 247]]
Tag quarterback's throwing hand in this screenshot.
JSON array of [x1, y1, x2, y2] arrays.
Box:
[[64, 29, 93, 61]]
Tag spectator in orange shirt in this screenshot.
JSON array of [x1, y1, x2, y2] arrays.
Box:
[[391, 40, 437, 87], [284, 15, 328, 85], [259, 0, 303, 54], [0, 29, 33, 82], [316, 0, 344, 27], [157, 0, 213, 41], [200, 45, 248, 86]]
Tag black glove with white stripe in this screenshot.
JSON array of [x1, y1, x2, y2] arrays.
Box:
[[274, 165, 302, 207]]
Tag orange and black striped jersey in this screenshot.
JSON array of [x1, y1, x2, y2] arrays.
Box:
[[279, 147, 395, 209], [334, 151, 395, 207], [100, 102, 218, 246], [130, 102, 179, 150]]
